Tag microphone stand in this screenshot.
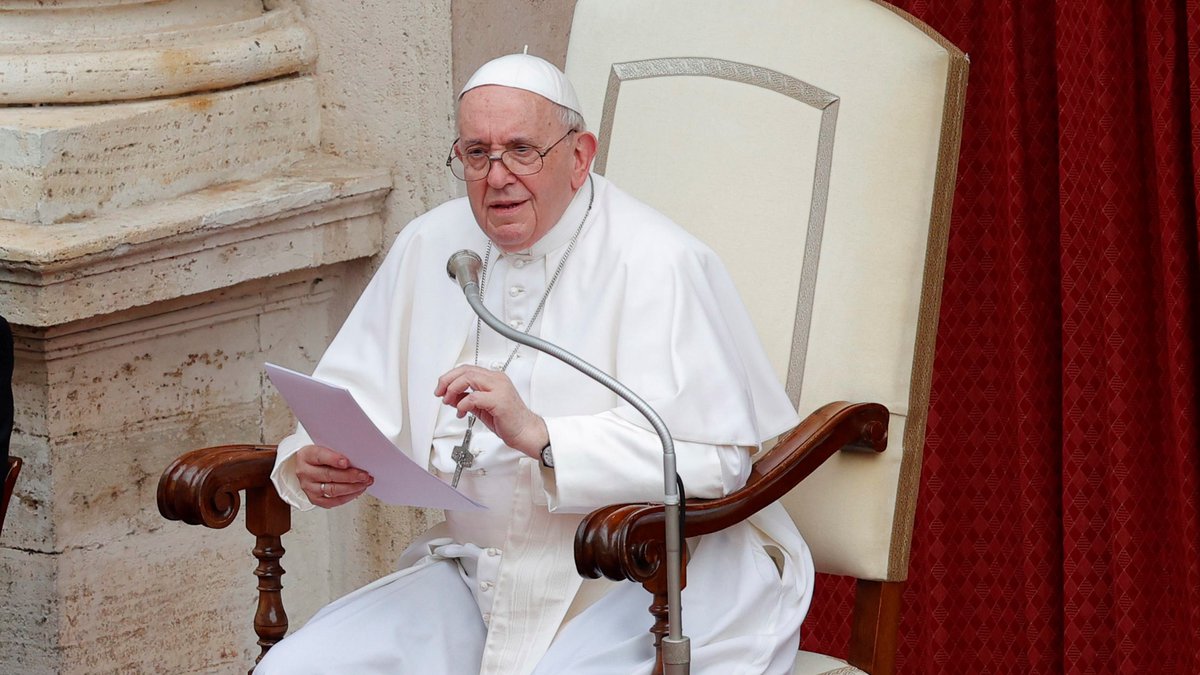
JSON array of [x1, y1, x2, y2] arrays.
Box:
[[448, 250, 691, 674]]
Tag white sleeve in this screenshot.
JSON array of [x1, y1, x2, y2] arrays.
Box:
[[269, 425, 317, 512], [539, 411, 752, 514], [265, 216, 429, 513]]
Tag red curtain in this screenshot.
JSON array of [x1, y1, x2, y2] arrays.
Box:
[[801, 1, 1200, 672]]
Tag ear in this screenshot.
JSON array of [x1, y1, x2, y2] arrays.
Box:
[[570, 131, 599, 190]]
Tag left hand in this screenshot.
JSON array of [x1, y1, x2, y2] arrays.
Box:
[[293, 444, 373, 508], [434, 365, 549, 458]]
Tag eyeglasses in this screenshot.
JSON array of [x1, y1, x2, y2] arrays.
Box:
[[446, 129, 577, 181]]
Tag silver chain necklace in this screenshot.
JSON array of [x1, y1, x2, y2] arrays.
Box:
[[451, 175, 595, 487]]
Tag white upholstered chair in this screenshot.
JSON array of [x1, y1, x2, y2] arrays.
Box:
[[566, 1, 967, 673]]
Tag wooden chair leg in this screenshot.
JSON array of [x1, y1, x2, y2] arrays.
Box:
[[847, 579, 903, 675], [245, 484, 291, 672], [643, 576, 670, 675]]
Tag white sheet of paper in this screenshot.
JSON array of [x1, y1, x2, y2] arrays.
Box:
[[265, 363, 486, 511]]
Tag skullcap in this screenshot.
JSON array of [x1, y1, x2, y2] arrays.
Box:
[[460, 53, 583, 116]]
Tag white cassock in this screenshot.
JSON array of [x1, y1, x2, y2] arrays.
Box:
[[257, 174, 814, 675]]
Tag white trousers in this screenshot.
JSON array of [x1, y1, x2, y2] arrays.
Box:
[[253, 524, 807, 675], [254, 559, 487, 674]]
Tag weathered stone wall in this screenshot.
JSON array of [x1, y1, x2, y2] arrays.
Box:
[[451, 0, 578, 92], [0, 0, 453, 672], [5, 270, 354, 672], [1, 0, 585, 671]]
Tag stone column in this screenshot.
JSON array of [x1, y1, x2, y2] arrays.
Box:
[[0, 1, 418, 671]]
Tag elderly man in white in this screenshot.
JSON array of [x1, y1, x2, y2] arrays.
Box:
[[256, 54, 814, 675]]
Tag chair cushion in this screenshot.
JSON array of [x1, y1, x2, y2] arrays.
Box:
[[792, 649, 867, 675]]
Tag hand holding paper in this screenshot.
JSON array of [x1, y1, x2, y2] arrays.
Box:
[[266, 363, 485, 511], [293, 444, 373, 507]]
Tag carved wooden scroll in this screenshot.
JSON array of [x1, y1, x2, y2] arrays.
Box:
[[157, 444, 290, 672]]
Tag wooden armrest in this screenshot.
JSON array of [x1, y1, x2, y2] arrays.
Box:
[[572, 401, 886, 672], [1, 456, 22, 535], [157, 444, 280, 528], [157, 444, 290, 671], [575, 401, 889, 583]]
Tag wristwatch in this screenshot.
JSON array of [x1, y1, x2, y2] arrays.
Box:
[[539, 442, 555, 468]]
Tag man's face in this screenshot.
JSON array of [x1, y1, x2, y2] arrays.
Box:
[[456, 86, 595, 252]]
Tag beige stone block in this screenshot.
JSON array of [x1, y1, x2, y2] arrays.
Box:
[[0, 0, 263, 39], [257, 275, 350, 443], [0, 155, 389, 327], [0, 4, 315, 105], [289, 0, 455, 251], [451, 0, 575, 91], [3, 396, 266, 557], [9, 341, 48, 437], [0, 432, 52, 552], [52, 408, 263, 548], [0, 548, 59, 673], [41, 317, 263, 439], [0, 77, 320, 224], [3, 267, 350, 542], [55, 524, 261, 673], [0, 269, 367, 673]]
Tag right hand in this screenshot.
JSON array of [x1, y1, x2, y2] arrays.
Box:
[[295, 445, 374, 508]]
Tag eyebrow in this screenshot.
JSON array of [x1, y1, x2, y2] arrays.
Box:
[[460, 135, 541, 148]]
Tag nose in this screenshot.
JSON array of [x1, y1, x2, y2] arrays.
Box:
[[485, 155, 516, 189]]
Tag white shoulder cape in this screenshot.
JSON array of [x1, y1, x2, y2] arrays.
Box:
[[292, 173, 799, 473]]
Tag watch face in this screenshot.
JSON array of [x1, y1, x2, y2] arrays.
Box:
[[541, 444, 554, 468]]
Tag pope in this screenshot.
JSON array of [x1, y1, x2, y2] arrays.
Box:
[[257, 53, 814, 675]]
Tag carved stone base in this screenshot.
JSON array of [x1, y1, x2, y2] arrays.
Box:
[[0, 149, 391, 671], [2, 266, 355, 672]]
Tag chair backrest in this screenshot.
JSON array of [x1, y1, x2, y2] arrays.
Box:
[[566, 0, 965, 585]]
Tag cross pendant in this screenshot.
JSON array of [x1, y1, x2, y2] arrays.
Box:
[[450, 427, 474, 488]]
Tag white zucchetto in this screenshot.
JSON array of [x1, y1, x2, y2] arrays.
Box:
[[460, 53, 583, 116]]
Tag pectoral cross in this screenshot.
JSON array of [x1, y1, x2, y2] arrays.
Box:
[[451, 425, 475, 488]]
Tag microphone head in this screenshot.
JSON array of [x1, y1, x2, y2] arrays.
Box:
[[446, 249, 483, 290]]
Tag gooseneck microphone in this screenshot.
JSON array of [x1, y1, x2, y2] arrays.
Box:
[[446, 249, 483, 292], [446, 249, 692, 674]]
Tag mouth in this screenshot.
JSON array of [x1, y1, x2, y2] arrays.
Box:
[[487, 198, 528, 216]]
